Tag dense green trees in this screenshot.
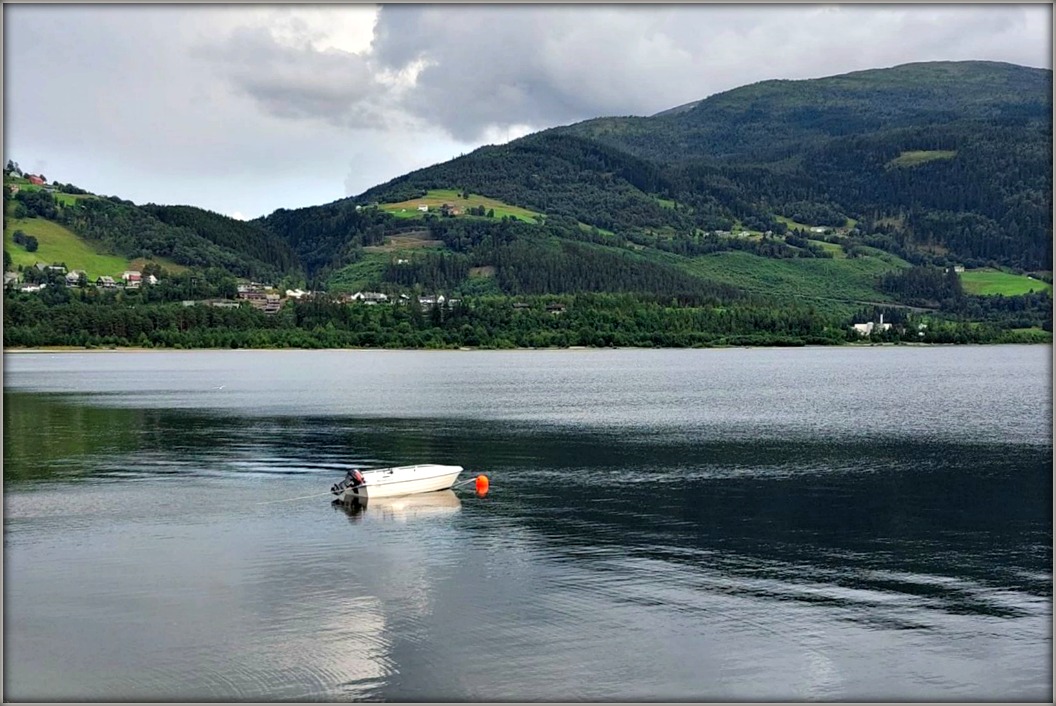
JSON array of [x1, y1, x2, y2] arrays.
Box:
[[12, 230, 38, 252], [141, 205, 301, 277], [3, 291, 851, 350], [256, 202, 391, 278], [879, 266, 964, 308], [6, 284, 1046, 350]]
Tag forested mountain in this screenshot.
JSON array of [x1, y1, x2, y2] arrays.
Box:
[[564, 61, 1050, 162], [555, 61, 1052, 269], [342, 61, 1049, 275]]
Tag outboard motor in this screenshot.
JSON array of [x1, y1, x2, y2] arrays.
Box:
[[331, 469, 366, 496]]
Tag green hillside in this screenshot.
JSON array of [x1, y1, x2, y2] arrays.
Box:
[[4, 177, 303, 282], [4, 213, 131, 278], [678, 250, 909, 314]]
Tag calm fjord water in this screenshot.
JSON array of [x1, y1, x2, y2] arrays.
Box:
[[3, 346, 1052, 701]]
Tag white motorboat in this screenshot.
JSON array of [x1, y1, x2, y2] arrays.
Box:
[[330, 464, 463, 501]]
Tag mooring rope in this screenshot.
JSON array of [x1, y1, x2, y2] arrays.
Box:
[[256, 491, 336, 505]]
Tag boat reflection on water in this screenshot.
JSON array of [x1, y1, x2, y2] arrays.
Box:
[[333, 489, 462, 524]]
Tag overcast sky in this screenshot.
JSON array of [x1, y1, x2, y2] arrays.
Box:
[[4, 4, 1051, 220]]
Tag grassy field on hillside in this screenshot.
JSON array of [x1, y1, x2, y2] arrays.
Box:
[[363, 231, 444, 253], [4, 216, 130, 277], [678, 249, 909, 315], [886, 150, 957, 168], [326, 253, 390, 293], [52, 193, 96, 207], [379, 189, 540, 223], [809, 239, 847, 258], [961, 268, 1053, 296], [4, 208, 185, 278], [775, 215, 817, 232], [776, 215, 855, 233]]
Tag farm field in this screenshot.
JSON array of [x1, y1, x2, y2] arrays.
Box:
[[52, 192, 96, 207], [809, 239, 847, 258], [960, 268, 1053, 296], [378, 189, 541, 223], [776, 216, 855, 232], [775, 215, 818, 232], [886, 150, 958, 168], [362, 230, 444, 253]]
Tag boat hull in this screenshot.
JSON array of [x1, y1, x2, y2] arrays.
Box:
[[333, 489, 462, 522], [335, 464, 462, 501]]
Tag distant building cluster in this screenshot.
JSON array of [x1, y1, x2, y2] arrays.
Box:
[[5, 273, 476, 314], [4, 264, 161, 293], [335, 291, 462, 309]]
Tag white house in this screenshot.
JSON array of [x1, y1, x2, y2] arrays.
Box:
[[417, 204, 429, 212], [852, 322, 875, 336], [418, 294, 446, 308], [351, 291, 389, 304], [851, 314, 893, 336]]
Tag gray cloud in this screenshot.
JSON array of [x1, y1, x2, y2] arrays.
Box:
[[369, 5, 1051, 141], [200, 24, 394, 130]]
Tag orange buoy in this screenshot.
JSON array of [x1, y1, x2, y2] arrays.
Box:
[[475, 474, 490, 496]]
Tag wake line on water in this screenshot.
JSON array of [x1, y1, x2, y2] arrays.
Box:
[[256, 491, 334, 505]]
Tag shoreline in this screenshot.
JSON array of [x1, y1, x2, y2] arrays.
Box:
[[4, 341, 1048, 354]]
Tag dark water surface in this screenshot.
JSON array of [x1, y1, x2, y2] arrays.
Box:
[[3, 347, 1052, 701]]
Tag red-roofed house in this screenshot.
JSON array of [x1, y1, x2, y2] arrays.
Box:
[[27, 175, 44, 186]]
